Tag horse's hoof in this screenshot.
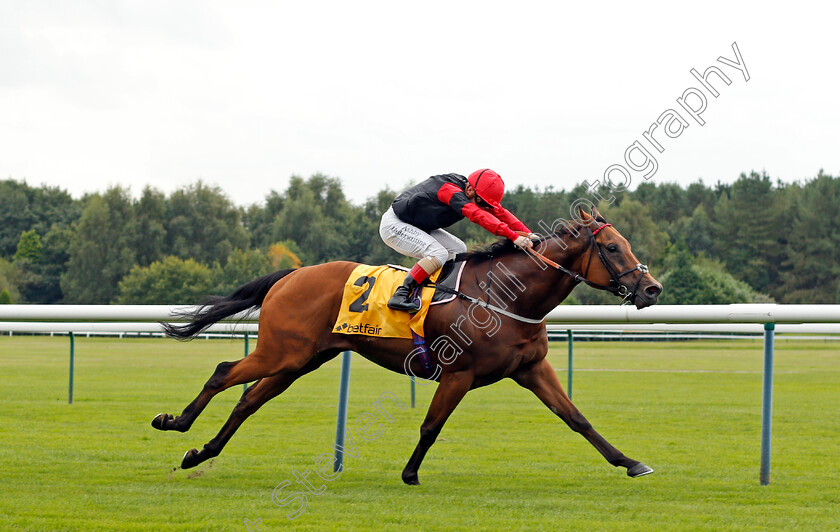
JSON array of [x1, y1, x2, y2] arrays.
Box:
[[401, 472, 420, 485], [181, 448, 201, 469], [151, 413, 173, 431], [627, 463, 654, 477]]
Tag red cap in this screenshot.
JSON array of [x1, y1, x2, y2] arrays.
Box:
[[467, 169, 504, 208]]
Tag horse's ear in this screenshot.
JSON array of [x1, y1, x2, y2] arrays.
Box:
[[591, 206, 602, 220], [577, 205, 600, 227], [577, 206, 592, 220]]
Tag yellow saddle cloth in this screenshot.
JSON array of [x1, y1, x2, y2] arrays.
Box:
[[333, 264, 442, 339]]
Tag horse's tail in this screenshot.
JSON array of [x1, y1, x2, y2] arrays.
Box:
[[162, 268, 298, 340]]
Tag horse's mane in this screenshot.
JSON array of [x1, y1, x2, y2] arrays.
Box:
[[456, 216, 607, 264], [455, 238, 520, 263]]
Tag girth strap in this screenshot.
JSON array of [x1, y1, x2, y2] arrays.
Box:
[[410, 330, 436, 377]]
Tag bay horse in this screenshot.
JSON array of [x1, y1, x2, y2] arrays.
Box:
[[152, 208, 662, 483]]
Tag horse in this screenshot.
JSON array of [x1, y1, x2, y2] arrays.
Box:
[[152, 208, 662, 484]]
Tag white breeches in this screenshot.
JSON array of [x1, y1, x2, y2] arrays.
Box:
[[379, 206, 466, 265]]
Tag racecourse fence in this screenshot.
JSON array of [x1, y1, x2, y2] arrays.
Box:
[[6, 322, 840, 340], [2, 304, 840, 485]]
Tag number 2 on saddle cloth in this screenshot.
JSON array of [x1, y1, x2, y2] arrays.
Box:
[[333, 264, 453, 377]]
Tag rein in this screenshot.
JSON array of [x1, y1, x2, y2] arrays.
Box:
[[425, 281, 545, 324]]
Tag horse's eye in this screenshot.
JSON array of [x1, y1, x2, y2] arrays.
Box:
[[606, 243, 618, 252]]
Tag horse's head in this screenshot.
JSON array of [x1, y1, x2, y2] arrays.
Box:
[[572, 208, 662, 309]]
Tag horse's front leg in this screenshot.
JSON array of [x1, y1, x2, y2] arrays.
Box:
[[511, 358, 652, 477], [402, 369, 474, 485]]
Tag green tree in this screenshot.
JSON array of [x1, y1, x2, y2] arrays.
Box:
[[630, 182, 689, 227], [685, 180, 717, 215], [269, 175, 355, 264], [26, 223, 75, 304], [165, 181, 249, 265], [671, 205, 714, 257], [571, 282, 619, 305], [0, 289, 12, 304], [599, 199, 669, 268], [0, 180, 80, 258], [212, 249, 273, 296], [245, 190, 286, 249], [14, 230, 42, 262], [62, 188, 137, 303], [134, 186, 167, 267], [656, 244, 768, 304], [118, 256, 214, 304], [658, 244, 706, 305], [711, 171, 791, 295], [777, 172, 840, 302], [693, 261, 768, 304], [13, 229, 58, 303], [0, 258, 21, 303], [0, 182, 29, 257]]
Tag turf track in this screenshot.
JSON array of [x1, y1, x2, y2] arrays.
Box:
[[0, 335, 838, 531]]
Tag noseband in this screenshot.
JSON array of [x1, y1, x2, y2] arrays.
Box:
[[545, 223, 649, 304]]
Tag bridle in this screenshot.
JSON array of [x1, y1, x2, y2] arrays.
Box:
[[583, 223, 650, 303], [529, 222, 650, 304]]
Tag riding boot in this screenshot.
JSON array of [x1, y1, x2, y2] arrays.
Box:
[[388, 274, 421, 313]]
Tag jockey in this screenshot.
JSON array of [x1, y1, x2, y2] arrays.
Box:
[[380, 169, 535, 313]]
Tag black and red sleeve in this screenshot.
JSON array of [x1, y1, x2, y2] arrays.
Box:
[[491, 205, 531, 234]]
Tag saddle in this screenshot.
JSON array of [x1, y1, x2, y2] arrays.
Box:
[[428, 259, 466, 305]]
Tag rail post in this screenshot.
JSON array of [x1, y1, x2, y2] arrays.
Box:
[[333, 351, 352, 472], [760, 322, 775, 485], [68, 332, 75, 404], [410, 376, 416, 408], [567, 329, 573, 399], [243, 331, 249, 392]]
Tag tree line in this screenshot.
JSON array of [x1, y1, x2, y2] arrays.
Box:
[[1, 170, 838, 305]]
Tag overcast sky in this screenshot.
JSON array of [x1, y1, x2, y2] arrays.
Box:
[[2, 1, 838, 207]]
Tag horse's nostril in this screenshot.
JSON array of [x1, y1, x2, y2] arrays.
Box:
[[645, 284, 662, 298]]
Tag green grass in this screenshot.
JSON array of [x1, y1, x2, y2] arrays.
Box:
[[1, 335, 838, 531]]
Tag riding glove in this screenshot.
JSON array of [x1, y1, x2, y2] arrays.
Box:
[[513, 235, 534, 250]]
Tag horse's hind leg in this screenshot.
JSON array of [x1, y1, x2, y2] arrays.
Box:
[[152, 346, 308, 433], [511, 358, 652, 478], [180, 350, 340, 469], [179, 373, 291, 469]]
